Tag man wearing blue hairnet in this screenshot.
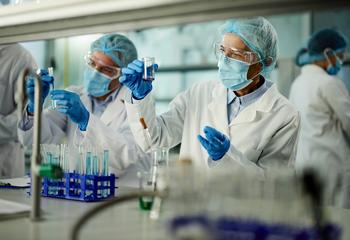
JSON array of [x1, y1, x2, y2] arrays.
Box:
[[120, 17, 300, 175], [290, 29, 350, 208], [18, 34, 151, 187]]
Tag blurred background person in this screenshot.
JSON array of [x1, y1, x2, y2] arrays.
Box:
[[0, 43, 37, 178], [289, 29, 350, 208]]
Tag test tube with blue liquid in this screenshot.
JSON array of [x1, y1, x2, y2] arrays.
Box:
[[102, 150, 109, 197], [142, 57, 155, 81], [85, 150, 93, 197]]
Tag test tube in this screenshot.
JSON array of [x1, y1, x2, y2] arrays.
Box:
[[142, 57, 155, 81], [79, 146, 85, 175], [60, 144, 68, 173], [138, 171, 154, 210], [93, 155, 99, 175], [103, 150, 109, 176], [85, 151, 92, 175], [102, 150, 109, 197], [47, 67, 56, 110], [139, 117, 157, 190]]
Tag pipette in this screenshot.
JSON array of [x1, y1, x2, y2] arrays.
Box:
[[139, 117, 157, 191]]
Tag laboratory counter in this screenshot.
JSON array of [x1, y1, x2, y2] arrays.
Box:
[[0, 187, 167, 240], [1, 187, 350, 240]]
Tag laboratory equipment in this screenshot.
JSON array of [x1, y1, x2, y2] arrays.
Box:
[[139, 117, 157, 190], [142, 57, 155, 81], [152, 147, 169, 168], [16, 68, 63, 221], [137, 171, 154, 210], [47, 67, 57, 110], [169, 215, 342, 240], [50, 90, 90, 131], [39, 144, 115, 202], [164, 166, 343, 240], [138, 117, 166, 211], [119, 59, 153, 99]]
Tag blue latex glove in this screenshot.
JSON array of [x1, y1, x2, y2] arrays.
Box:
[[197, 126, 230, 161], [50, 90, 90, 131], [119, 59, 158, 100], [26, 69, 54, 113]]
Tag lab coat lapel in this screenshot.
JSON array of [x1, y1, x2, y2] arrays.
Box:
[[81, 91, 92, 112], [207, 83, 230, 136], [100, 87, 126, 126], [231, 84, 279, 125]]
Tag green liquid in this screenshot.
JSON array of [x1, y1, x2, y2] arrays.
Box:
[[139, 197, 154, 210]]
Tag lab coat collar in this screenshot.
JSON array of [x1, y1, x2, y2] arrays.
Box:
[[99, 86, 127, 126], [209, 81, 279, 127], [301, 64, 327, 75], [208, 82, 230, 136]]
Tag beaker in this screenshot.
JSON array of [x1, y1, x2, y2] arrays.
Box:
[[137, 171, 154, 210], [46, 67, 57, 110], [152, 147, 169, 168], [142, 57, 155, 81]]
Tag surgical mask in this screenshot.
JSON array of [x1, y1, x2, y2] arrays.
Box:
[[84, 66, 114, 97], [324, 49, 343, 76], [217, 54, 261, 91], [326, 57, 343, 76]]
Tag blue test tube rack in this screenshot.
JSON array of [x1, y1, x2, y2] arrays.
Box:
[[169, 215, 342, 240], [41, 172, 116, 202]]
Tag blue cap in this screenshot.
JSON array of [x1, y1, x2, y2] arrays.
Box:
[[296, 29, 348, 67], [90, 34, 137, 68], [220, 17, 279, 78]]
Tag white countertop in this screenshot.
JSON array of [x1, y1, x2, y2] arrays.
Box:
[[1, 187, 350, 240]]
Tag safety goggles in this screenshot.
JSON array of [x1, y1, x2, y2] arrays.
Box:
[[84, 53, 121, 78], [214, 42, 260, 64], [324, 48, 344, 64]]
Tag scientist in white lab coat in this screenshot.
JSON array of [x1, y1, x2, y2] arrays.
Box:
[[0, 44, 37, 178], [0, 44, 36, 178], [18, 34, 151, 186], [289, 29, 350, 207], [120, 17, 300, 174]]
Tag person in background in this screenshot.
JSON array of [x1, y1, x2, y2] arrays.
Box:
[[0, 43, 37, 178], [18, 34, 151, 187], [120, 17, 300, 176], [289, 29, 350, 208]]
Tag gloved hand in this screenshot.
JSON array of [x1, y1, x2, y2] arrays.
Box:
[[26, 69, 54, 113], [197, 126, 230, 161], [50, 90, 90, 131], [119, 59, 158, 100]]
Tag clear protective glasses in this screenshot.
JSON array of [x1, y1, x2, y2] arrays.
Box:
[[214, 42, 261, 64], [324, 48, 344, 64], [84, 53, 121, 78]]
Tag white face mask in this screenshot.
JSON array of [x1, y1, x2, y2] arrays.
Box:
[[218, 54, 262, 91]]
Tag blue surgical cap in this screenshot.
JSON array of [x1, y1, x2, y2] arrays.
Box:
[[220, 17, 278, 78], [90, 34, 137, 68], [296, 29, 348, 67]]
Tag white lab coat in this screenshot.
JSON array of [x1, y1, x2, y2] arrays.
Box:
[[290, 64, 350, 208], [125, 80, 300, 175], [18, 86, 151, 187], [0, 44, 37, 178]]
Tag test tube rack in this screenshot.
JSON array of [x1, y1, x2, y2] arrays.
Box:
[[41, 172, 116, 202], [169, 215, 342, 240]]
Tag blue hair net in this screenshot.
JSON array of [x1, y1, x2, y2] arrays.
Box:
[[296, 29, 348, 67], [90, 34, 137, 68], [220, 17, 278, 78]]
